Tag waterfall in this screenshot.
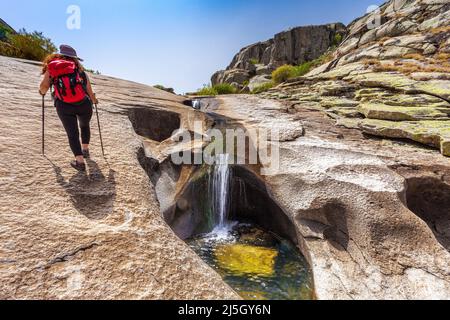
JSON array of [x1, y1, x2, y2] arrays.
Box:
[[210, 154, 233, 235], [192, 100, 201, 110]]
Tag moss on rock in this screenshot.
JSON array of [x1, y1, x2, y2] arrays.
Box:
[[359, 119, 450, 156], [358, 103, 449, 121], [414, 80, 450, 101]]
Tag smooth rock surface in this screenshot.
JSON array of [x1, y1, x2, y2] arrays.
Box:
[[0, 56, 239, 300]]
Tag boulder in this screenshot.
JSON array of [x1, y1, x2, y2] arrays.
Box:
[[255, 64, 274, 76], [248, 75, 272, 92], [212, 69, 252, 86]]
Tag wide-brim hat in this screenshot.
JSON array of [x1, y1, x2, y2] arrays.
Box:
[[59, 44, 83, 61]]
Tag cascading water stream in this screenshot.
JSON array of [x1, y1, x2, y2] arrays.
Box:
[[192, 100, 201, 110], [209, 154, 235, 237]]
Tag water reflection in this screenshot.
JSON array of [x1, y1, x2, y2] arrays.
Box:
[[188, 223, 315, 300]]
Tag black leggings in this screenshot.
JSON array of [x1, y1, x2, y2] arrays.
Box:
[[56, 98, 93, 157]]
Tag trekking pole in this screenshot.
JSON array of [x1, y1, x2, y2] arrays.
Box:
[[94, 102, 106, 158], [41, 94, 45, 155]]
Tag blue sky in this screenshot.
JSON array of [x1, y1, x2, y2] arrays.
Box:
[[2, 0, 384, 93]]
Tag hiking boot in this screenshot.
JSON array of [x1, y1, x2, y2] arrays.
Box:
[[82, 149, 90, 159], [70, 161, 86, 172]]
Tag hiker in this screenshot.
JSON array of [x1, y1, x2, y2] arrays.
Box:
[[39, 45, 98, 172]]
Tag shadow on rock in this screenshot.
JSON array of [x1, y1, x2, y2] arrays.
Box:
[[51, 159, 116, 220], [406, 177, 450, 252]]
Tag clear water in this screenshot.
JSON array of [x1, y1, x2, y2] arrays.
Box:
[[188, 223, 315, 300]]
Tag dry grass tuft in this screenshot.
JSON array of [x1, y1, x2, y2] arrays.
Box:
[[374, 62, 450, 75], [435, 52, 450, 62], [428, 26, 450, 35], [363, 57, 450, 75], [403, 53, 426, 61]]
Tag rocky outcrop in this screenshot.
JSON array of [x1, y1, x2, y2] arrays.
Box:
[[258, 0, 450, 156], [211, 23, 347, 87], [0, 56, 239, 300]]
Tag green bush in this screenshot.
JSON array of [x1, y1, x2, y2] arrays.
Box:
[[332, 33, 343, 47], [195, 83, 238, 96], [0, 28, 7, 41], [213, 83, 237, 95], [196, 85, 218, 96], [293, 62, 313, 77], [272, 65, 296, 84], [272, 53, 335, 84], [0, 24, 13, 41], [249, 58, 259, 65], [251, 81, 274, 94], [154, 84, 175, 94], [272, 63, 313, 84], [7, 29, 56, 61]]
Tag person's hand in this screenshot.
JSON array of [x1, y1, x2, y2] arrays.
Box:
[[91, 95, 99, 105], [39, 90, 45, 96]]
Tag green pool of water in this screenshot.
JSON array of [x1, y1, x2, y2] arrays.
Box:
[[188, 223, 315, 300]]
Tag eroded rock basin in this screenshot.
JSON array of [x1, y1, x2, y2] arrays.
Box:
[[168, 162, 315, 300], [188, 223, 314, 300]]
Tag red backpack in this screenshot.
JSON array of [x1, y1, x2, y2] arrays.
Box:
[[48, 59, 88, 104]]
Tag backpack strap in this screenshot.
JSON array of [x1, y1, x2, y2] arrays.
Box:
[[51, 75, 66, 101], [58, 77, 67, 96], [68, 73, 77, 96], [79, 70, 88, 93]]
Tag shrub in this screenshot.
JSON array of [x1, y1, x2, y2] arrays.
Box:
[[272, 62, 314, 84], [0, 28, 7, 41], [196, 85, 218, 96], [85, 68, 101, 75], [271, 49, 338, 84], [272, 65, 296, 84], [0, 23, 14, 41], [251, 81, 274, 94], [293, 61, 314, 77], [7, 29, 56, 61], [0, 41, 21, 57], [154, 84, 175, 94], [332, 33, 343, 47], [195, 83, 238, 96], [213, 83, 237, 95], [249, 58, 259, 65]]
